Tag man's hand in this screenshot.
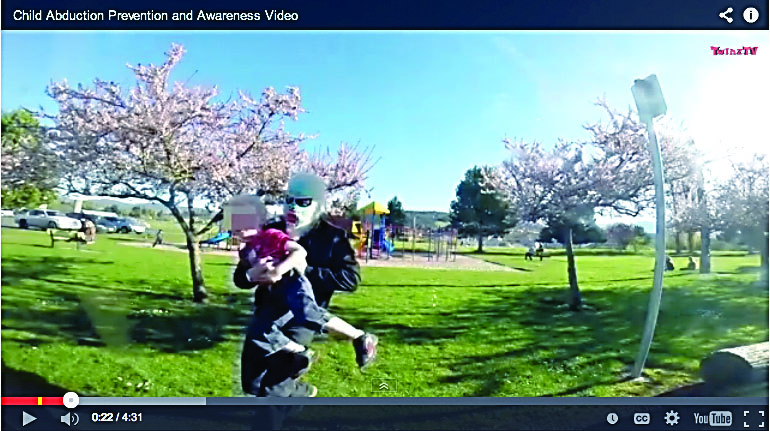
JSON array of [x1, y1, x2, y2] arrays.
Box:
[[293, 256, 308, 273], [266, 253, 307, 280], [246, 257, 282, 284]]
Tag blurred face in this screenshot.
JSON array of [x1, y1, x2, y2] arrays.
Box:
[[284, 195, 321, 237]]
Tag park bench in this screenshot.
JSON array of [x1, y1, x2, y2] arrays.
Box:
[[47, 229, 94, 248]]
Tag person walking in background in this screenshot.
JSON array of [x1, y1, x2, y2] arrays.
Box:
[[152, 229, 164, 247], [525, 245, 535, 261], [535, 242, 545, 261], [84, 219, 96, 244]]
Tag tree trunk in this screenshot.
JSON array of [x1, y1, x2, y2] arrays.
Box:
[[477, 233, 484, 253], [564, 227, 582, 311], [185, 231, 209, 303], [674, 231, 682, 254], [700, 226, 711, 274], [701, 342, 769, 386], [169, 201, 209, 303], [761, 232, 769, 285], [687, 231, 694, 254]]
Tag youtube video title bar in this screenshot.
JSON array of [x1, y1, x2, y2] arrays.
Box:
[[1, 0, 768, 29]]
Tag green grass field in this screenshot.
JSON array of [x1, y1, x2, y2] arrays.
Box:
[[141, 218, 190, 245], [1, 227, 767, 397]]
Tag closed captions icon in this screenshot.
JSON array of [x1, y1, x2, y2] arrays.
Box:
[[634, 413, 651, 425]]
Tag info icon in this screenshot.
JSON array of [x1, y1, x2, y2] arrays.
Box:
[[743, 7, 759, 23]]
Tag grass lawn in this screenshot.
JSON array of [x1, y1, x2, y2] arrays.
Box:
[[1, 227, 767, 397], [141, 218, 191, 245]]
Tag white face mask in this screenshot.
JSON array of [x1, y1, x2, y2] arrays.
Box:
[[285, 197, 321, 238]]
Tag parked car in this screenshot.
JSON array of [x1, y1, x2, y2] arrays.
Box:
[[96, 217, 121, 233], [66, 212, 112, 233], [15, 209, 82, 230], [1, 209, 15, 217], [66, 212, 99, 224], [115, 217, 148, 234]]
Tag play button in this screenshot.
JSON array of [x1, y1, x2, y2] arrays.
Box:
[[22, 411, 37, 427]]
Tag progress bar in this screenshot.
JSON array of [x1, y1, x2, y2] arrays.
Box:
[[1, 397, 64, 406], [4, 397, 765, 406]]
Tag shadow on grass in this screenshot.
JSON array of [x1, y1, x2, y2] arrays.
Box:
[[459, 249, 640, 257], [540, 376, 633, 397], [361, 282, 526, 289], [1, 361, 70, 396], [209, 262, 239, 267], [736, 266, 764, 274], [457, 250, 523, 257], [1, 255, 251, 354], [361, 273, 691, 290], [102, 235, 150, 243], [343, 276, 767, 397], [656, 381, 769, 397], [128, 304, 248, 352]]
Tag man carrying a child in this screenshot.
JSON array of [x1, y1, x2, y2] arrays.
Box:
[[232, 173, 377, 398]]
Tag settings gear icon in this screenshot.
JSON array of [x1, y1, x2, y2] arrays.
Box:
[[665, 410, 680, 426]]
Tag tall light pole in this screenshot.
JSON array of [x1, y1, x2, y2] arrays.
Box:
[[631, 74, 668, 379]]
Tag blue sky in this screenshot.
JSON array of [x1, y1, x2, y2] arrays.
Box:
[[2, 32, 767, 227]]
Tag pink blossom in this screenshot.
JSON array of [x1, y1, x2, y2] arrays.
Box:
[[46, 44, 373, 229]]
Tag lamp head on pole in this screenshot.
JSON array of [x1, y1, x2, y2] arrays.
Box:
[[631, 74, 667, 123]]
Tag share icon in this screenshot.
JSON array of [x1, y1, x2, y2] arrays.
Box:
[[719, 7, 734, 23]]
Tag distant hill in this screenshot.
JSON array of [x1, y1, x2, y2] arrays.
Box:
[[403, 211, 450, 229], [55, 196, 213, 218], [57, 197, 167, 213]]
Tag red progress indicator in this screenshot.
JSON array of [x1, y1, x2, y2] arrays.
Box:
[[1, 397, 64, 406]]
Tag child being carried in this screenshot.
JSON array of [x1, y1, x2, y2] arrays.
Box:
[[227, 195, 378, 372]]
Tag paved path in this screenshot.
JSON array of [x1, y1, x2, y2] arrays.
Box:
[[119, 241, 237, 258], [359, 252, 518, 271]]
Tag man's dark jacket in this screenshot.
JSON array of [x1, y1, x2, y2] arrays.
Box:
[[233, 218, 360, 308]]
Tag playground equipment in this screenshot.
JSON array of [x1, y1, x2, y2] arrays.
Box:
[[201, 231, 231, 245], [426, 227, 458, 262], [200, 231, 233, 250], [357, 223, 458, 263], [352, 203, 459, 263], [358, 201, 390, 262]]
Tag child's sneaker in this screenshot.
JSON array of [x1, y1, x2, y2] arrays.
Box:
[[291, 382, 318, 397], [353, 333, 378, 369]]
